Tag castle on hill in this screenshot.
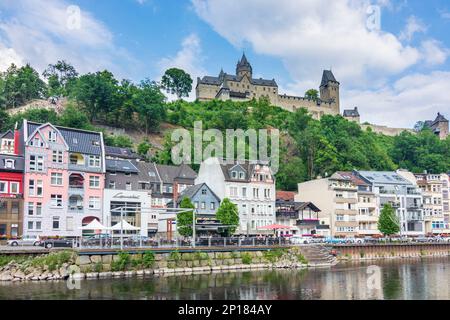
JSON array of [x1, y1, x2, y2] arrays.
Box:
[[195, 54, 340, 119]]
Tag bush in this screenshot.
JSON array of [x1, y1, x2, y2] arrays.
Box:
[[31, 250, 75, 271], [142, 251, 156, 268], [241, 253, 252, 265], [296, 253, 308, 264], [194, 251, 209, 261], [263, 249, 285, 263], [111, 252, 130, 271], [94, 262, 103, 273], [169, 250, 181, 262]]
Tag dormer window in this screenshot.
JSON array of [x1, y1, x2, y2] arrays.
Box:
[[73, 138, 78, 144], [48, 130, 57, 142], [239, 172, 245, 179], [231, 171, 237, 179], [4, 159, 15, 169], [31, 138, 44, 147], [92, 140, 100, 146]]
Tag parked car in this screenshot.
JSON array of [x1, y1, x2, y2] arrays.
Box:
[[344, 238, 365, 244], [7, 235, 41, 247], [412, 236, 433, 243], [323, 237, 347, 244], [39, 238, 77, 249]]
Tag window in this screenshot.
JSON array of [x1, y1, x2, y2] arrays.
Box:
[[253, 188, 259, 199], [48, 130, 57, 142], [51, 173, 63, 186], [89, 197, 101, 210], [0, 181, 6, 193], [36, 203, 42, 216], [29, 155, 44, 172], [242, 187, 247, 197], [4, 159, 14, 169], [109, 181, 116, 189], [126, 182, 132, 191], [52, 150, 63, 163], [89, 155, 101, 168], [0, 202, 6, 214], [230, 187, 238, 197], [31, 137, 44, 147], [210, 202, 215, 210], [10, 182, 19, 194], [201, 189, 207, 195], [239, 172, 245, 179], [231, 171, 237, 179], [201, 202, 206, 209], [36, 180, 43, 196], [89, 176, 100, 188], [36, 221, 41, 230], [336, 215, 344, 221], [52, 217, 60, 229], [28, 202, 34, 215], [28, 221, 33, 230], [51, 195, 63, 208], [28, 180, 35, 196], [66, 217, 74, 231], [11, 201, 19, 214]]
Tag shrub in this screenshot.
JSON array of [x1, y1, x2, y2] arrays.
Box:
[[296, 253, 308, 264], [94, 262, 103, 273], [241, 253, 252, 265], [263, 249, 285, 263], [169, 250, 181, 262], [142, 251, 156, 268], [195, 251, 209, 261], [231, 251, 240, 259], [111, 252, 130, 271]]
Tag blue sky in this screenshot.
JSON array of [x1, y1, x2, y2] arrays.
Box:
[[0, 0, 449, 127]]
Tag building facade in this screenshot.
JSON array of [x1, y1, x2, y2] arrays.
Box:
[[104, 159, 155, 237], [196, 158, 276, 235], [0, 130, 24, 238], [21, 121, 106, 237], [424, 113, 449, 140], [356, 171, 424, 236], [413, 173, 450, 234], [196, 54, 340, 119], [296, 173, 359, 238]]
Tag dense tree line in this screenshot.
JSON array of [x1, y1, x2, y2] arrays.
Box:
[[0, 61, 448, 190]]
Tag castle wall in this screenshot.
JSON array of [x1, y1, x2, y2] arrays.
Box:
[[360, 124, 414, 136]]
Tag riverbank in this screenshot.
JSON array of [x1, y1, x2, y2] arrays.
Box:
[[0, 247, 314, 282]]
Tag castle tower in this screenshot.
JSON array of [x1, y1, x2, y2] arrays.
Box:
[[236, 53, 253, 79], [430, 113, 449, 140], [320, 70, 340, 114]]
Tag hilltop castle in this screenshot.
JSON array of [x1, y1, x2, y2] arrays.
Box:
[[196, 54, 340, 119]]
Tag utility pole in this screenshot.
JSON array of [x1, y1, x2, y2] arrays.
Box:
[[192, 208, 196, 248]]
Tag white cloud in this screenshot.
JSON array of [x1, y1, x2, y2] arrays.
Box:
[[0, 0, 137, 78], [440, 10, 450, 20], [158, 33, 207, 101], [0, 44, 23, 71], [192, 0, 422, 89], [420, 40, 448, 66], [343, 71, 450, 128], [399, 15, 427, 42]]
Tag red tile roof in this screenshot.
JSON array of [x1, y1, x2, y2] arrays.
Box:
[[276, 191, 296, 201]]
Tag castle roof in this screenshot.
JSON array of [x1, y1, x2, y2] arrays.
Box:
[[343, 107, 359, 117], [198, 73, 277, 87], [434, 112, 448, 123], [320, 70, 339, 87]]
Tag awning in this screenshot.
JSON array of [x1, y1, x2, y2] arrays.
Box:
[[258, 224, 292, 230], [79, 219, 108, 231], [110, 220, 140, 231]]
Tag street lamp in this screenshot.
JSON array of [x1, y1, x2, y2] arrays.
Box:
[[192, 208, 197, 248]]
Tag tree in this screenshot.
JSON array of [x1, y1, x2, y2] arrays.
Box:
[[43, 60, 78, 97], [161, 68, 193, 99], [305, 89, 319, 101], [137, 141, 151, 156], [177, 197, 195, 237], [103, 134, 133, 148], [136, 79, 167, 134], [378, 203, 400, 237], [0, 109, 10, 131], [216, 198, 239, 236], [58, 104, 92, 130]]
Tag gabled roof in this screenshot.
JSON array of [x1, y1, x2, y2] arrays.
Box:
[[433, 112, 448, 124], [294, 202, 321, 212], [0, 130, 14, 140], [219, 160, 272, 182], [26, 121, 102, 155], [176, 183, 221, 206], [105, 159, 139, 173], [357, 171, 412, 185], [343, 107, 359, 118], [320, 70, 339, 87], [336, 171, 368, 186], [155, 163, 197, 184], [105, 146, 140, 160]]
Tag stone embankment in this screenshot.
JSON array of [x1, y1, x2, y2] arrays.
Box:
[[0, 247, 326, 282]]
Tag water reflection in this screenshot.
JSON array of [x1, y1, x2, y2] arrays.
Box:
[[0, 257, 448, 300]]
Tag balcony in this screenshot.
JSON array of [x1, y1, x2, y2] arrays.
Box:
[[296, 219, 320, 226], [335, 209, 358, 215], [334, 197, 358, 204], [69, 173, 84, 193], [276, 211, 299, 219], [68, 195, 83, 212]]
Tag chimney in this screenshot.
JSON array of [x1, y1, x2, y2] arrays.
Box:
[[13, 123, 20, 156], [173, 181, 179, 205]]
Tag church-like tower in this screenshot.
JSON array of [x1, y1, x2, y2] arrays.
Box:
[[236, 53, 253, 79], [320, 70, 340, 113]]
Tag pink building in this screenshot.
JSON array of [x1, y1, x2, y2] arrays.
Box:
[[21, 120, 105, 237]]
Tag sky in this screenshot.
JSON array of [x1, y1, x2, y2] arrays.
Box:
[[0, 0, 449, 128]]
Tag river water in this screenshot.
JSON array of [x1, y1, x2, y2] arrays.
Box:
[[0, 257, 448, 300]]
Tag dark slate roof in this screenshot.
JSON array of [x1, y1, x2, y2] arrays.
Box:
[[199, 74, 277, 87], [433, 112, 448, 123], [105, 146, 140, 160], [343, 107, 360, 117], [27, 121, 103, 155], [105, 159, 139, 173], [175, 183, 221, 205], [156, 164, 197, 184], [336, 171, 368, 186], [0, 155, 24, 172], [135, 162, 161, 183], [294, 202, 321, 212], [320, 70, 338, 87], [0, 130, 14, 139], [219, 160, 272, 182]]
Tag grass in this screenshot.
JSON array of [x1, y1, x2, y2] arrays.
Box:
[[111, 252, 130, 271], [241, 253, 252, 265], [263, 249, 286, 263], [296, 253, 308, 265]]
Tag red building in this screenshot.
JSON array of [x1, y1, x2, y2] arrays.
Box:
[[0, 130, 24, 238]]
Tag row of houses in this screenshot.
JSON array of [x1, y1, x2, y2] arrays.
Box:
[[1, 120, 449, 239]]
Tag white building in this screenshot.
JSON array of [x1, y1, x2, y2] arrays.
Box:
[[196, 158, 276, 235]]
